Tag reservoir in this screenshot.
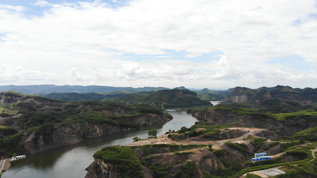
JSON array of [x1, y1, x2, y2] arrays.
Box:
[[2, 110, 197, 178]]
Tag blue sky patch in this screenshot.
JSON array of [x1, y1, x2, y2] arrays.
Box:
[[117, 49, 223, 62], [269, 55, 311, 71], [0, 0, 129, 16], [308, 13, 317, 19], [0, 32, 8, 42], [292, 19, 302, 26], [293, 13, 317, 26]]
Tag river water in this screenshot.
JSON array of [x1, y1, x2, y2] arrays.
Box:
[[3, 109, 197, 178]]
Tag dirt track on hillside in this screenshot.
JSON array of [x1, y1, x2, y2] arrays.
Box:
[[128, 127, 266, 147]]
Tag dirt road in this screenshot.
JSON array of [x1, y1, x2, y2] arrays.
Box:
[[128, 127, 266, 147], [308, 146, 317, 163]]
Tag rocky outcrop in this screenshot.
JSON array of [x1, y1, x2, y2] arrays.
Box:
[[0, 92, 23, 105], [226, 94, 249, 103], [22, 113, 169, 155], [85, 158, 153, 178], [0, 92, 62, 107], [23, 132, 82, 154], [222, 86, 317, 106], [192, 108, 241, 125], [85, 144, 255, 178], [85, 159, 118, 178]]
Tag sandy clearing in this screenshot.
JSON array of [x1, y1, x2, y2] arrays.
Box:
[[128, 127, 267, 147], [241, 167, 285, 178]]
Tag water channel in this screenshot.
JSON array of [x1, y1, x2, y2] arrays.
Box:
[[3, 109, 198, 178]]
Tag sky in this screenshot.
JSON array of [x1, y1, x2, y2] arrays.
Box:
[[0, 0, 317, 89]]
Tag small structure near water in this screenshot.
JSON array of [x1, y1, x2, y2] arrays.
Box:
[[0, 154, 25, 176], [10, 155, 26, 162], [252, 153, 271, 162]]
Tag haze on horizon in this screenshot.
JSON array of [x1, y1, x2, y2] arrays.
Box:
[[0, 0, 317, 89]]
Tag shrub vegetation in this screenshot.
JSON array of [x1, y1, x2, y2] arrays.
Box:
[[93, 146, 144, 178]]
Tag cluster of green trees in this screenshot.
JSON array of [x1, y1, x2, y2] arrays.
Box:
[[0, 133, 23, 157], [93, 146, 144, 178], [148, 129, 157, 138], [175, 161, 196, 178], [15, 99, 169, 131]]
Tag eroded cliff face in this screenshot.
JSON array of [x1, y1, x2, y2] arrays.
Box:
[[192, 109, 240, 125], [85, 158, 118, 178], [23, 114, 169, 154], [0, 92, 23, 105], [23, 122, 121, 154], [23, 131, 82, 154], [85, 144, 256, 178], [225, 94, 249, 103], [222, 86, 317, 106]]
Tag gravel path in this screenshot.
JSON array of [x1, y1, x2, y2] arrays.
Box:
[[128, 127, 266, 147], [308, 146, 317, 163]]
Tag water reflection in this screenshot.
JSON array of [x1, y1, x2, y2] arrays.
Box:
[[210, 101, 221, 105]]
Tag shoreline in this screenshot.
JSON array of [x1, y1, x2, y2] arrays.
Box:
[[0, 158, 11, 177]]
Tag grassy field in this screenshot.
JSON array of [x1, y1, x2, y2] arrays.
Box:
[[0, 105, 19, 116]]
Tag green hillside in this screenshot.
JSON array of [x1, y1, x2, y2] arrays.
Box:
[[121, 88, 212, 108]]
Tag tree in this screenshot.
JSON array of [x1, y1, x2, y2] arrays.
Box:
[[148, 129, 157, 138], [180, 126, 188, 133], [133, 137, 140, 142]]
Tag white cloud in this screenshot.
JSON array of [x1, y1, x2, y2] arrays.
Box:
[[0, 0, 317, 88], [0, 4, 25, 12], [33, 0, 52, 7]]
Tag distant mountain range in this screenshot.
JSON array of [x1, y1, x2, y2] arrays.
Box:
[[223, 85, 317, 104], [40, 89, 211, 108], [195, 88, 230, 101], [0, 85, 169, 94], [0, 85, 228, 103], [221, 85, 317, 113], [119, 88, 212, 108], [3, 85, 317, 110]]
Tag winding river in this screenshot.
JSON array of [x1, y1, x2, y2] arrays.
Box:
[[3, 109, 197, 178]]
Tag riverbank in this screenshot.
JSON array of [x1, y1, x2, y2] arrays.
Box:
[[0, 158, 10, 177]]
